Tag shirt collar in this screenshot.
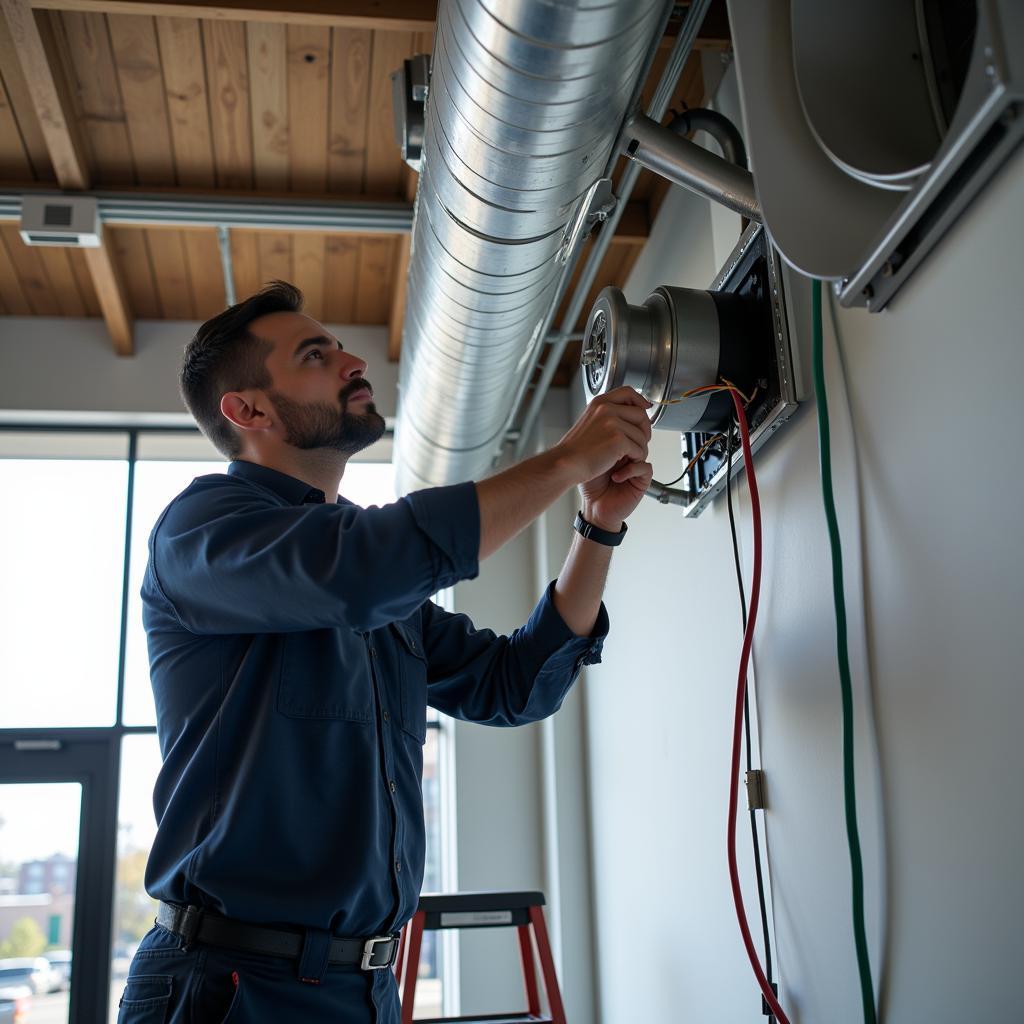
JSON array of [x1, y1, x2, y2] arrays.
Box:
[[227, 460, 337, 506]]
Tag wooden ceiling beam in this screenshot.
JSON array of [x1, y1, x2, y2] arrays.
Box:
[[0, 0, 135, 354], [0, 0, 88, 188], [85, 246, 134, 355], [30, 0, 437, 31]]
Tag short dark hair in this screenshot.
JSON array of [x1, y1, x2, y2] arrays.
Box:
[[180, 281, 304, 458]]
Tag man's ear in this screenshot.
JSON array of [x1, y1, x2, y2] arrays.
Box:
[[220, 391, 271, 433]]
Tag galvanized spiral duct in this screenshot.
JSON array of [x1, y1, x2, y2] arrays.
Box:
[[394, 0, 667, 492]]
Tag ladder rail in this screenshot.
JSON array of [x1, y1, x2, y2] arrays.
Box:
[[398, 891, 565, 1024]]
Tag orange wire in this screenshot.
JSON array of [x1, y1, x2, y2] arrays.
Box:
[[649, 379, 755, 407], [680, 433, 724, 479]]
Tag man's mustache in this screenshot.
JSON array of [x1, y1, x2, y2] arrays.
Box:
[[339, 379, 373, 404]]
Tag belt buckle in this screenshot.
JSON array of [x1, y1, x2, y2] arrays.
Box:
[[361, 935, 397, 971]]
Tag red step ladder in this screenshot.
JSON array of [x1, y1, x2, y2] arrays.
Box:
[[394, 891, 566, 1024]]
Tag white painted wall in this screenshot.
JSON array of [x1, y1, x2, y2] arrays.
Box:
[[577, 63, 1024, 1024], [0, 318, 397, 422], [450, 388, 597, 1023]]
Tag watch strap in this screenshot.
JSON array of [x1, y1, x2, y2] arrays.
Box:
[[573, 510, 627, 547]]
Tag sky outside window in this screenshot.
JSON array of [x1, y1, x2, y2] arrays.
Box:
[[0, 459, 127, 728]]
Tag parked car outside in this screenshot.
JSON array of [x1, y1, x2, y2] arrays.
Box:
[[0, 983, 32, 1023], [42, 948, 72, 992], [0, 956, 57, 995]]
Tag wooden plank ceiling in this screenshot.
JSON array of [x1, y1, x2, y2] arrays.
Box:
[[0, 0, 725, 371]]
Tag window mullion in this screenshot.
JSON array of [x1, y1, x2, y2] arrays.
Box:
[[114, 431, 138, 728]]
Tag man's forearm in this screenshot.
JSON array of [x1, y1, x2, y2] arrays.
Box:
[[476, 449, 577, 561], [552, 525, 613, 637]]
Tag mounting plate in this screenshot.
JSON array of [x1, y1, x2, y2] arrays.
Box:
[[671, 222, 798, 518]]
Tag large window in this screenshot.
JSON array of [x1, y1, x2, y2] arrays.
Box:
[[0, 428, 452, 1022]]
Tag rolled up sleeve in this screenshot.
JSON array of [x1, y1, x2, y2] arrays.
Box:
[[421, 581, 609, 727], [403, 482, 480, 590]]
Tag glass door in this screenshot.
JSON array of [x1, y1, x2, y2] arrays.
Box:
[[0, 738, 118, 1024], [0, 781, 80, 1023]]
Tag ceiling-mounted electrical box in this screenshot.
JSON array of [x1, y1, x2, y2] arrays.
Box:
[[19, 195, 101, 247], [581, 223, 797, 517], [728, 0, 1023, 310]]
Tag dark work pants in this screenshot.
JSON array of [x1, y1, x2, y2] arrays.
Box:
[[115, 924, 401, 1023]]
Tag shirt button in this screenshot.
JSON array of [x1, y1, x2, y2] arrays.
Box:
[[382, 710, 390, 723], [395, 860, 401, 873], [389, 779, 396, 793], [368, 647, 376, 658]]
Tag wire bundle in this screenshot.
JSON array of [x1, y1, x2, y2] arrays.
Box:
[[719, 387, 791, 1024]]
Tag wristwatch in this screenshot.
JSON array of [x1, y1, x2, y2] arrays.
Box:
[[573, 510, 627, 547]]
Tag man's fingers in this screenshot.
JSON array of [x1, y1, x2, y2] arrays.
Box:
[[599, 386, 653, 410], [609, 403, 653, 439], [611, 460, 653, 484], [615, 421, 649, 457]]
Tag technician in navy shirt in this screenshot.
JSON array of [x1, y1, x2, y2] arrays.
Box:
[[118, 281, 653, 1023]]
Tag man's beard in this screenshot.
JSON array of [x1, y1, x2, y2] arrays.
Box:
[[268, 384, 386, 456]]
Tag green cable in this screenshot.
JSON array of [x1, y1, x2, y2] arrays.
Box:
[[811, 279, 878, 1024]]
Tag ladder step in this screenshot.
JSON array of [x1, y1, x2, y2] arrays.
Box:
[[414, 1015, 552, 1023]]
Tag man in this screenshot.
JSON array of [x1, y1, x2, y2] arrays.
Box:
[[118, 281, 652, 1023]]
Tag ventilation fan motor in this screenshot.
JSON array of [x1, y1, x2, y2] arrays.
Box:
[[581, 285, 763, 433]]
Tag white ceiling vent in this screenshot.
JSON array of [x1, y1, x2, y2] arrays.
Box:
[[19, 195, 101, 247]]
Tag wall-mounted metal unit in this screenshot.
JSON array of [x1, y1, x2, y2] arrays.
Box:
[[581, 223, 797, 517], [727, 0, 1023, 311]]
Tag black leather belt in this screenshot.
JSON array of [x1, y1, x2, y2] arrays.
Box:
[[156, 902, 399, 971]]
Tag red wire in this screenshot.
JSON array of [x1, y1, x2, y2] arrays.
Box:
[[727, 391, 791, 1024]]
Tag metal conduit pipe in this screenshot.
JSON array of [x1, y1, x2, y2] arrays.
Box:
[[217, 226, 237, 308], [0, 192, 413, 233], [668, 107, 749, 169], [623, 114, 762, 221], [393, 0, 671, 493], [509, 0, 713, 463]]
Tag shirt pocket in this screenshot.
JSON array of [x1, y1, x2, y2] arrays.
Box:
[[277, 629, 374, 722], [392, 621, 428, 743]]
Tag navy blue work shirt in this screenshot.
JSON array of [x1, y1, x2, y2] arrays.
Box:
[[141, 460, 608, 939]]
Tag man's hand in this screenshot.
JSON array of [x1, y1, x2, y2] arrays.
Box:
[[475, 386, 652, 561], [549, 387, 652, 635], [580, 453, 654, 530], [551, 386, 653, 529]]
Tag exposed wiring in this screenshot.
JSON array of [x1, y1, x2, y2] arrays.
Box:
[[649, 381, 760, 495], [811, 280, 878, 1024], [662, 433, 725, 488], [651, 381, 756, 406], [725, 390, 791, 1024], [725, 429, 747, 626], [725, 427, 777, 1013]]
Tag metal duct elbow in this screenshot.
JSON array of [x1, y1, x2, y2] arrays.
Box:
[[394, 0, 667, 493]]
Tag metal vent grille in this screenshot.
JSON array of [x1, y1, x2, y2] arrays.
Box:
[[43, 204, 73, 227]]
